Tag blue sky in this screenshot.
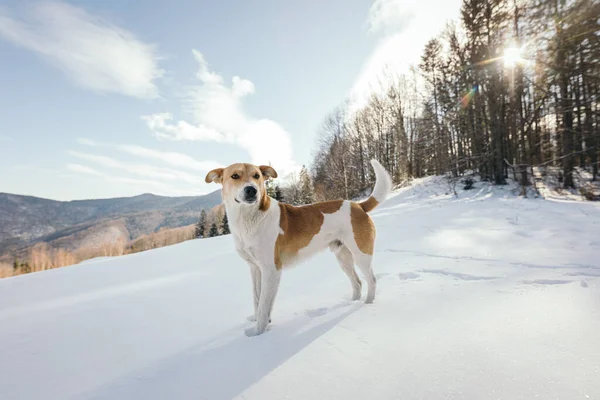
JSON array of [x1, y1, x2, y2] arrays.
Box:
[[0, 0, 461, 200]]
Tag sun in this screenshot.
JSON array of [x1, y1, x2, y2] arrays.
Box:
[[503, 47, 523, 67]]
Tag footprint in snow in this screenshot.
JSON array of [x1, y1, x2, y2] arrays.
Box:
[[304, 301, 354, 319], [515, 230, 533, 238], [305, 307, 329, 318], [522, 279, 572, 285], [398, 272, 421, 280]]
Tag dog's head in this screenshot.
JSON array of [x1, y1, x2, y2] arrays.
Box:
[[205, 163, 277, 207]]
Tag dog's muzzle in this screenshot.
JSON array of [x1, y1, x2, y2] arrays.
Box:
[[243, 185, 258, 203]]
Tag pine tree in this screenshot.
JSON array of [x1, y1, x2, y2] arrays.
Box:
[[265, 179, 276, 198], [299, 165, 315, 204], [22, 261, 31, 274], [195, 209, 207, 238], [275, 185, 284, 202], [221, 212, 230, 235], [265, 178, 284, 202], [209, 223, 219, 237]]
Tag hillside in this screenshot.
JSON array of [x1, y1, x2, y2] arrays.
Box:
[[0, 190, 222, 255], [0, 179, 598, 399]]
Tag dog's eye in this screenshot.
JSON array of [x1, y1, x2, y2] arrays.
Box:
[[253, 173, 260, 179], [231, 173, 240, 179]]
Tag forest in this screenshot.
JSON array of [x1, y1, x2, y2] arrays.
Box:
[[311, 0, 599, 201]]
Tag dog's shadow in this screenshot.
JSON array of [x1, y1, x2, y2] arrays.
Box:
[[303, 300, 356, 318], [81, 301, 361, 400]]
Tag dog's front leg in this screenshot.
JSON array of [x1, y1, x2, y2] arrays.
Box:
[[246, 263, 261, 321], [245, 266, 281, 337], [236, 247, 262, 322]]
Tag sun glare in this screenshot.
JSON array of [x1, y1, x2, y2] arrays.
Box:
[[503, 47, 523, 67]]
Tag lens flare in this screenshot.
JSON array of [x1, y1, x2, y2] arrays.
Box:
[[504, 47, 523, 67], [460, 85, 478, 108]]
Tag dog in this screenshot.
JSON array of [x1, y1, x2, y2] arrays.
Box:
[[204, 159, 392, 336]]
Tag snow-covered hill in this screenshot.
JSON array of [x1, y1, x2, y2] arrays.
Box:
[[1, 178, 599, 400]]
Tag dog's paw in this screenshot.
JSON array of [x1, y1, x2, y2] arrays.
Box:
[[246, 315, 271, 323], [244, 323, 272, 337], [244, 327, 261, 337]]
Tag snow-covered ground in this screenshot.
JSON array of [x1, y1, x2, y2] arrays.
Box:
[[1, 178, 599, 400]]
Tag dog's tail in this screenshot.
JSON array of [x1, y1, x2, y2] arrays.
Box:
[[359, 159, 393, 213]]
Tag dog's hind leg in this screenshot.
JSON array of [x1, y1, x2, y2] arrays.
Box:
[[355, 253, 376, 304], [330, 241, 362, 301]]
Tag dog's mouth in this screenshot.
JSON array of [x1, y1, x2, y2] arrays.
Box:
[[234, 198, 257, 205]]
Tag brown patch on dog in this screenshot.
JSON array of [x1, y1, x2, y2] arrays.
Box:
[[359, 196, 379, 213], [259, 188, 271, 211], [274, 200, 343, 269], [350, 202, 375, 255]]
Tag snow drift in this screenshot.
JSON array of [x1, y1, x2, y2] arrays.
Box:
[[0, 177, 599, 399]]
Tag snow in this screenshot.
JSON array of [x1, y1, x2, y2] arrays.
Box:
[[533, 166, 600, 202], [1, 177, 599, 400]]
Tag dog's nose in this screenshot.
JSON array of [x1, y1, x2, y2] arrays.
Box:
[[244, 186, 257, 198]]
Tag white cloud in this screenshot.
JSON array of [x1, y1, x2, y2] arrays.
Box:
[[231, 76, 255, 98], [76, 138, 219, 171], [75, 138, 100, 147], [142, 50, 295, 172], [66, 163, 176, 193], [141, 113, 225, 142], [115, 145, 220, 172], [367, 0, 415, 34], [192, 50, 224, 85], [68, 150, 205, 185], [68, 140, 219, 194], [0, 2, 163, 99], [351, 0, 462, 108], [0, 135, 13, 142], [66, 163, 102, 177]]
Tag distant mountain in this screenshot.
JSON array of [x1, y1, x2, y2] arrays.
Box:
[[0, 190, 222, 256]]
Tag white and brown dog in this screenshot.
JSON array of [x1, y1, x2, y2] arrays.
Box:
[[205, 159, 392, 336]]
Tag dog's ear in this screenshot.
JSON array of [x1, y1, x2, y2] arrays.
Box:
[[205, 168, 224, 184], [259, 165, 278, 179]]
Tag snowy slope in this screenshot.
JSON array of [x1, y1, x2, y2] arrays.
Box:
[[1, 179, 599, 400]]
